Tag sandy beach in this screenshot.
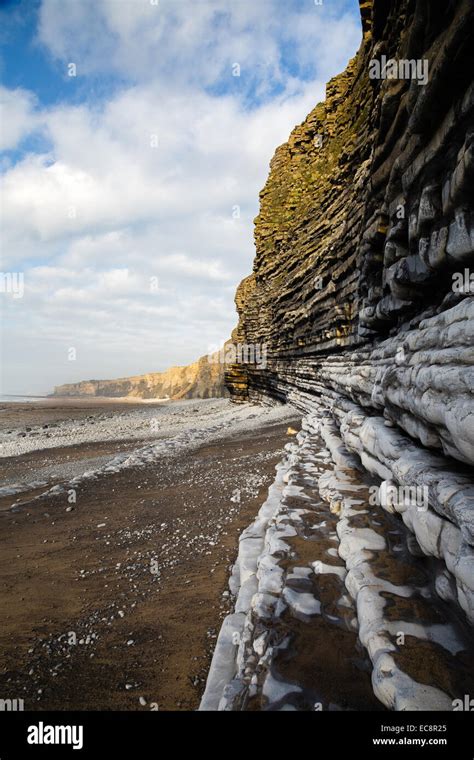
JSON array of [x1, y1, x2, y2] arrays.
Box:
[[0, 398, 300, 710]]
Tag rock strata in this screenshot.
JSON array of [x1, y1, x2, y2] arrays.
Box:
[[214, 0, 474, 710], [53, 352, 226, 400]]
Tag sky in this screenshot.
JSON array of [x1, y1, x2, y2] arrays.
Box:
[[0, 0, 362, 395]]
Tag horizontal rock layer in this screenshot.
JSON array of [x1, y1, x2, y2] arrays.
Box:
[[201, 429, 474, 711], [53, 352, 226, 400], [220, 0, 474, 708]]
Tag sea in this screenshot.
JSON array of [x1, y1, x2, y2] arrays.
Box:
[[0, 395, 48, 403]]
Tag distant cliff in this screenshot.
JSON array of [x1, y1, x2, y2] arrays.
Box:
[[53, 352, 227, 400]]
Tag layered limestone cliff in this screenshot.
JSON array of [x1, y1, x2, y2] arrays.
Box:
[[207, 0, 474, 711], [53, 353, 227, 400]]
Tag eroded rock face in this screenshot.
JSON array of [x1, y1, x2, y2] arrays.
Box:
[[201, 428, 474, 712], [225, 0, 474, 638]]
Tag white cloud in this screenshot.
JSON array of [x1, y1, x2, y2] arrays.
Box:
[[0, 0, 362, 394], [2, 81, 322, 253], [0, 86, 38, 151], [37, 0, 360, 90]]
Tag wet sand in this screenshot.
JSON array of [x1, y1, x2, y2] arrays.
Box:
[[0, 397, 168, 431], [0, 404, 300, 711]]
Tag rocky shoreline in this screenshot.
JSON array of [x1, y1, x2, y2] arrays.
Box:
[[0, 399, 299, 710], [0, 399, 295, 501], [217, 0, 474, 711], [202, 420, 474, 711]]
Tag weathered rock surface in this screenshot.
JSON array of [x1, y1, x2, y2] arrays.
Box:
[[215, 0, 474, 710], [201, 430, 474, 711], [53, 352, 226, 400]]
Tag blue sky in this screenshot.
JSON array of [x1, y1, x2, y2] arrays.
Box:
[[0, 0, 361, 394]]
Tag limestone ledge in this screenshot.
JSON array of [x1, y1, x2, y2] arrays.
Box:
[[201, 425, 474, 711]]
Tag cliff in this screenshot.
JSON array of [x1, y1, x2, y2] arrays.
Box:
[[211, 0, 474, 711], [53, 352, 227, 400]]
